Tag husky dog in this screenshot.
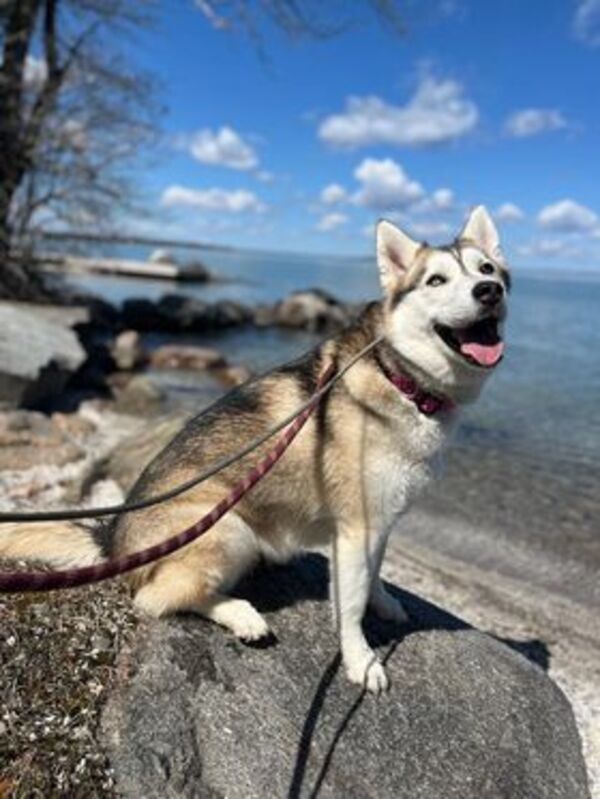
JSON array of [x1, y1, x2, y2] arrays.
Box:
[[0, 206, 509, 692]]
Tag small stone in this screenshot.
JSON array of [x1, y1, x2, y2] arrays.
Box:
[[215, 365, 252, 387], [150, 345, 226, 372], [111, 330, 147, 372]]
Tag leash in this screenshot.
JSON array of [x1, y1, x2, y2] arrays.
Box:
[[0, 338, 384, 594]]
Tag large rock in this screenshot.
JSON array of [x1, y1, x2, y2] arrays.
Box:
[[121, 295, 252, 333], [274, 288, 352, 333], [0, 302, 86, 408], [156, 294, 210, 331], [103, 555, 589, 799]]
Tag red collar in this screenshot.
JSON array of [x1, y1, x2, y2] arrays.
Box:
[[379, 360, 455, 416]]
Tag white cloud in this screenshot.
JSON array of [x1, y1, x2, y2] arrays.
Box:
[[495, 202, 525, 223], [517, 238, 583, 259], [320, 183, 348, 205], [316, 212, 348, 232], [24, 55, 47, 91], [352, 158, 425, 210], [573, 0, 600, 46], [408, 220, 452, 239], [431, 188, 454, 210], [537, 199, 598, 232], [413, 187, 455, 214], [256, 170, 274, 183], [504, 109, 567, 138], [161, 185, 266, 213], [318, 76, 479, 149], [183, 126, 259, 170]]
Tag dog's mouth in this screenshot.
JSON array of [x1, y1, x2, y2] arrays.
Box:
[[435, 317, 504, 368]]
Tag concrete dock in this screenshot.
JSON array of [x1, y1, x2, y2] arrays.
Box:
[[40, 253, 210, 283]]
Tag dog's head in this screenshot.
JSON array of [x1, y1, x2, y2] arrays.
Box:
[[377, 206, 510, 403]]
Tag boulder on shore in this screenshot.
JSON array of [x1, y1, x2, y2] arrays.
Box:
[[0, 302, 86, 408], [274, 288, 352, 333], [103, 555, 590, 799]]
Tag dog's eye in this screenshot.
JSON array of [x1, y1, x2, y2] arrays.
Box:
[[427, 274, 447, 287], [479, 262, 495, 275]]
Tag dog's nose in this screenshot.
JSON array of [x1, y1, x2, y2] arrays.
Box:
[[473, 281, 504, 307]]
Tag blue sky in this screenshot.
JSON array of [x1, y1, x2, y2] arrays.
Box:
[[128, 0, 600, 268]]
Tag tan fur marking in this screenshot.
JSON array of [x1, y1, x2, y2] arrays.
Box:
[[0, 522, 101, 568]]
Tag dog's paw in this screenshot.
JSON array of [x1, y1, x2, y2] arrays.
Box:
[[345, 651, 389, 694], [229, 600, 270, 642], [370, 588, 410, 624]]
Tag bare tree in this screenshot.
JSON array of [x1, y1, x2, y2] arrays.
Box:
[[0, 0, 157, 300], [0, 0, 404, 301], [195, 0, 404, 41]]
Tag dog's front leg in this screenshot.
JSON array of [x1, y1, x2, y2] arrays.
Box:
[[331, 528, 389, 694], [368, 533, 409, 624]]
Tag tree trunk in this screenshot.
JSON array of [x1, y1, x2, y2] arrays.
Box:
[[0, 200, 49, 301], [0, 0, 53, 301]]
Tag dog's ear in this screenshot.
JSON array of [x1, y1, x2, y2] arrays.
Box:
[[376, 220, 421, 296], [460, 205, 504, 263]]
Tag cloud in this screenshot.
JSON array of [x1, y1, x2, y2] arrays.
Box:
[[517, 238, 584, 259], [24, 55, 47, 91], [504, 109, 567, 138], [573, 0, 600, 46], [161, 185, 266, 213], [413, 187, 455, 214], [495, 202, 525, 223], [537, 199, 598, 232], [352, 158, 425, 210], [320, 183, 348, 205], [407, 220, 453, 239], [182, 126, 259, 170], [316, 212, 348, 232], [431, 188, 454, 210], [256, 170, 275, 183], [318, 75, 479, 149]]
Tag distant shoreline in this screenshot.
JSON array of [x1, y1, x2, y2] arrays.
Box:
[[40, 230, 235, 253]]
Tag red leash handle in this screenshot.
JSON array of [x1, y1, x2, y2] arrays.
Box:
[[0, 363, 335, 594]]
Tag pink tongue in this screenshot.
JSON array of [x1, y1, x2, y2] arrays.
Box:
[[460, 340, 505, 367]]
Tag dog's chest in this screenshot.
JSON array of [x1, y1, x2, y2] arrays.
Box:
[[364, 411, 451, 527]]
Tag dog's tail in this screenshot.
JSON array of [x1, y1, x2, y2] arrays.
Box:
[[0, 522, 103, 569]]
